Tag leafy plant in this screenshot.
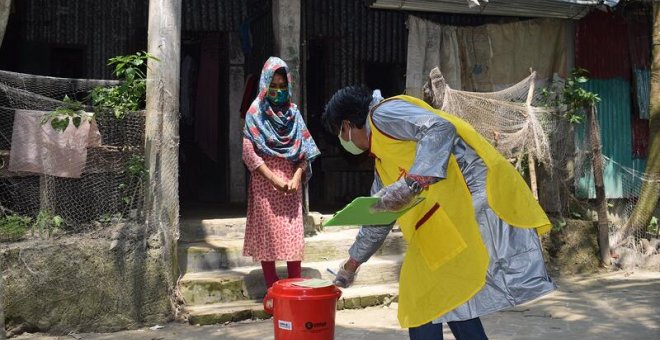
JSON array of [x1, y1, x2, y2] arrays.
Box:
[[648, 216, 658, 234], [42, 95, 92, 132], [540, 68, 601, 124], [0, 214, 32, 242], [90, 51, 159, 119], [33, 210, 64, 238], [98, 212, 123, 225], [570, 211, 582, 219], [552, 219, 567, 232]]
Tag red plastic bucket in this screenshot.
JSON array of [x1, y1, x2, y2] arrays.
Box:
[[263, 278, 342, 340]]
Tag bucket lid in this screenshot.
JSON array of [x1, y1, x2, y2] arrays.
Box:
[[269, 278, 342, 299]]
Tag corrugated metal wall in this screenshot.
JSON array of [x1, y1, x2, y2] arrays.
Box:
[[182, 0, 246, 32], [304, 0, 407, 92], [575, 9, 630, 80], [574, 5, 651, 199], [19, 0, 148, 79], [16, 0, 250, 79], [304, 0, 409, 206], [244, 0, 274, 77], [575, 79, 647, 199]]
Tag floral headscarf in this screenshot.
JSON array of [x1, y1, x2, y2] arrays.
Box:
[[243, 57, 320, 180]]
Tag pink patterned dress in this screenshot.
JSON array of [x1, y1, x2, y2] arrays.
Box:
[[242, 137, 305, 261]]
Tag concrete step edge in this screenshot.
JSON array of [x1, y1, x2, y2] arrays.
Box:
[[179, 228, 404, 249], [184, 283, 400, 326], [179, 213, 367, 242], [181, 254, 403, 282], [177, 230, 406, 273], [178, 256, 403, 305]]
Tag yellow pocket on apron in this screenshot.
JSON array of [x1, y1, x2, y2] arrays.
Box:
[[410, 203, 467, 271]]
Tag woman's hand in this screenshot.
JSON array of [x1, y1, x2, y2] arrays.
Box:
[[255, 164, 290, 192], [271, 176, 291, 192], [287, 167, 304, 193], [287, 172, 302, 193]]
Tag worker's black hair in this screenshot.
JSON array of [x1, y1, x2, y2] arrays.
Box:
[[322, 85, 373, 135]]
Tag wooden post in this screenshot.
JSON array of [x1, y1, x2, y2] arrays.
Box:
[[0, 0, 11, 48], [0, 259, 4, 340], [525, 71, 539, 200], [528, 155, 539, 200], [145, 0, 181, 299], [587, 105, 610, 266], [273, 0, 308, 212]]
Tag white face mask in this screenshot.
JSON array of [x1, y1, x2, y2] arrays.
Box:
[[338, 123, 366, 155]]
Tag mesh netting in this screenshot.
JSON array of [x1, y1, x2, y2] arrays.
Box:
[[0, 70, 146, 237], [423, 67, 659, 265], [574, 139, 660, 262], [423, 67, 560, 168]]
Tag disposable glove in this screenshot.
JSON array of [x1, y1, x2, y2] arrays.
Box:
[[332, 259, 359, 288], [370, 178, 419, 213]]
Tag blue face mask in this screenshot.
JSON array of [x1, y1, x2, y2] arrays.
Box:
[[267, 87, 289, 106]]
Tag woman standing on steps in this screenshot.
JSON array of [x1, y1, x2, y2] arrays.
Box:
[[241, 56, 320, 290]]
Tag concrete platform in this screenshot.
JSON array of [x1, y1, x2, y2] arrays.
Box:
[[18, 271, 660, 340]]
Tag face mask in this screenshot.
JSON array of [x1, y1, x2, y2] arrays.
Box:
[[266, 87, 289, 106], [338, 124, 366, 155]]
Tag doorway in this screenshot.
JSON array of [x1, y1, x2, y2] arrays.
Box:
[[178, 33, 230, 215]]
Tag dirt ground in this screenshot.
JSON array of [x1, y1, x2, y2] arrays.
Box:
[[13, 270, 660, 340]]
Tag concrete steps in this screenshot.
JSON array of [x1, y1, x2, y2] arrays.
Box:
[[178, 212, 335, 243], [179, 217, 247, 242], [185, 283, 400, 326], [178, 228, 407, 274], [177, 215, 406, 326], [179, 255, 403, 305]]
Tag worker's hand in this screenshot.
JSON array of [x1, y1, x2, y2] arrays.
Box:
[[370, 178, 417, 213], [332, 259, 360, 288]]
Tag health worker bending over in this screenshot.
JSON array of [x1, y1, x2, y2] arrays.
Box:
[[322, 86, 555, 340]]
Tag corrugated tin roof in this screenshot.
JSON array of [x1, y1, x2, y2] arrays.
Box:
[[575, 78, 647, 199], [369, 0, 618, 19]]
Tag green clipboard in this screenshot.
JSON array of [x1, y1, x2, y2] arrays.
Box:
[[323, 196, 425, 227]]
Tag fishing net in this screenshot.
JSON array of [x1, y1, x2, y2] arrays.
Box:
[[0, 70, 146, 238]]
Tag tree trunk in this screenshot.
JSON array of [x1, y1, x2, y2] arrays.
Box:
[[587, 105, 610, 265], [615, 4, 660, 246]]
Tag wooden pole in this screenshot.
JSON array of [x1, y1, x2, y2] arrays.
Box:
[[145, 0, 181, 304], [525, 71, 539, 200], [528, 155, 539, 200], [587, 105, 610, 266], [0, 0, 11, 48], [0, 4, 10, 329], [273, 0, 309, 213], [0, 260, 4, 340]]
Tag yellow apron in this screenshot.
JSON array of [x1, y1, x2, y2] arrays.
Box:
[[369, 95, 551, 328]]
